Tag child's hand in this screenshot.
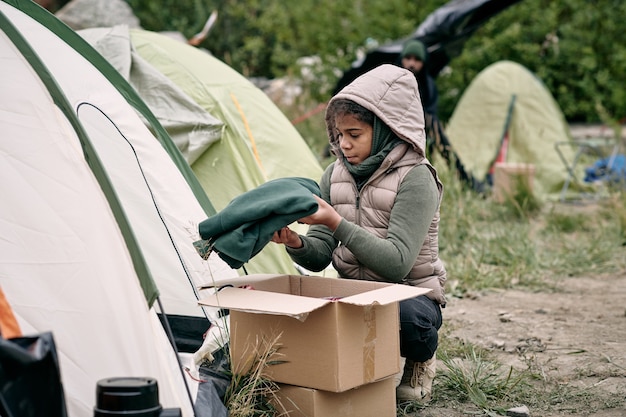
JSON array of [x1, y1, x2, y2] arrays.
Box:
[[271, 227, 303, 249], [298, 195, 342, 231]]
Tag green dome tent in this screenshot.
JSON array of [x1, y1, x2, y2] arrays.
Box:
[[445, 60, 575, 199]]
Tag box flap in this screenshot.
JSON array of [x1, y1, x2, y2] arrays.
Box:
[[340, 284, 431, 306], [298, 275, 389, 298], [198, 287, 330, 321], [198, 274, 287, 290]]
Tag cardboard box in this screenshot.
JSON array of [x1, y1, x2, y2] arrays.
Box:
[[273, 377, 396, 417], [493, 162, 535, 203], [198, 274, 430, 392]]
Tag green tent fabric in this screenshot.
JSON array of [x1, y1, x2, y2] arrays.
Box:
[[128, 30, 324, 202], [79, 26, 224, 167], [445, 60, 575, 199], [81, 26, 324, 275]]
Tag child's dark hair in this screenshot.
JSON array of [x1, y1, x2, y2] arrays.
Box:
[[326, 98, 375, 126]]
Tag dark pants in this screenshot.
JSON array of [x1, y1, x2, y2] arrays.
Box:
[[399, 295, 442, 362]]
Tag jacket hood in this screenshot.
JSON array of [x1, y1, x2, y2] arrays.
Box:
[[326, 64, 426, 156]]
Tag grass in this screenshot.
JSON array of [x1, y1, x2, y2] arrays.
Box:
[[402, 161, 624, 415], [437, 348, 527, 413], [399, 321, 626, 416], [434, 155, 626, 293], [224, 333, 286, 417]]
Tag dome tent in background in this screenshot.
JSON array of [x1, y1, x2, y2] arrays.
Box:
[[445, 60, 576, 199], [0, 1, 239, 415]]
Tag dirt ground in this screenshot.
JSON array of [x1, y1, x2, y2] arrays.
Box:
[[420, 271, 626, 416]]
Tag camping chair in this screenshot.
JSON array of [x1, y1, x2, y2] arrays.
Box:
[[555, 133, 624, 202]]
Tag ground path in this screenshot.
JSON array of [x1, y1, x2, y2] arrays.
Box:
[[427, 272, 626, 416]]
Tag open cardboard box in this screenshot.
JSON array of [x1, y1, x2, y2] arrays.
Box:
[[198, 274, 430, 392], [273, 377, 396, 417]]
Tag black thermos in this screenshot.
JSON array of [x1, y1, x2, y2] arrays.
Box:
[[94, 377, 182, 417]]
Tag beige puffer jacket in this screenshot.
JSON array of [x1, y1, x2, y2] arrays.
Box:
[[326, 64, 447, 305]]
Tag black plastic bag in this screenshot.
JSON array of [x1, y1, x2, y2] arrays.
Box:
[[194, 345, 230, 417], [0, 332, 68, 417]]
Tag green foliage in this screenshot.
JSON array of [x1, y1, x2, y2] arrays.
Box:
[[128, 0, 439, 94], [128, 0, 626, 122], [438, 0, 626, 123], [128, 0, 626, 123], [127, 0, 210, 37]]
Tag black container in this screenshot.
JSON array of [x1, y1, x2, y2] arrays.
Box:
[[94, 377, 164, 417]]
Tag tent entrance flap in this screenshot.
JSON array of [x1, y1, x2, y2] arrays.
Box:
[[487, 94, 516, 181]]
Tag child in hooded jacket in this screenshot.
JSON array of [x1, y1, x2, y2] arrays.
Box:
[[272, 64, 446, 402]]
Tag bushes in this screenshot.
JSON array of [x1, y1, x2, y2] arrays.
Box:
[[127, 0, 626, 123]]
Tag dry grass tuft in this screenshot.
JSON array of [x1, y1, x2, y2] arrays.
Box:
[[225, 333, 288, 417]]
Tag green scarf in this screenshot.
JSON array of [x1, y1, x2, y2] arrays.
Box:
[[343, 116, 403, 189]]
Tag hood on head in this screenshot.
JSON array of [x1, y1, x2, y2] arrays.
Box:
[[326, 64, 426, 157]]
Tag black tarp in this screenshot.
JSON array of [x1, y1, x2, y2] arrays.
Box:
[[0, 333, 68, 417], [335, 0, 523, 93]]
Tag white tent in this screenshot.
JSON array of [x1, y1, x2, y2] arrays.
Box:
[[0, 1, 237, 415]]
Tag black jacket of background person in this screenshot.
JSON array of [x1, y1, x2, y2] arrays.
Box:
[[198, 177, 320, 269], [392, 54, 439, 118], [416, 69, 439, 117]]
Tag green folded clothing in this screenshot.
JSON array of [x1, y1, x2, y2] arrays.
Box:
[[198, 177, 321, 268]]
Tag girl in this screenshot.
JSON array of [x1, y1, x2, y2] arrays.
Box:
[[272, 64, 447, 402]]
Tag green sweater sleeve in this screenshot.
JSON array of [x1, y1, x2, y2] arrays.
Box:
[[287, 164, 439, 281]]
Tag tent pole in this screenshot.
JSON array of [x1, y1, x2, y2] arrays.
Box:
[[486, 94, 517, 181], [157, 297, 198, 416]]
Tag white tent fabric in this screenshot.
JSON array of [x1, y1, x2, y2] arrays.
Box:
[[1, 0, 236, 325], [0, 1, 237, 415]]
